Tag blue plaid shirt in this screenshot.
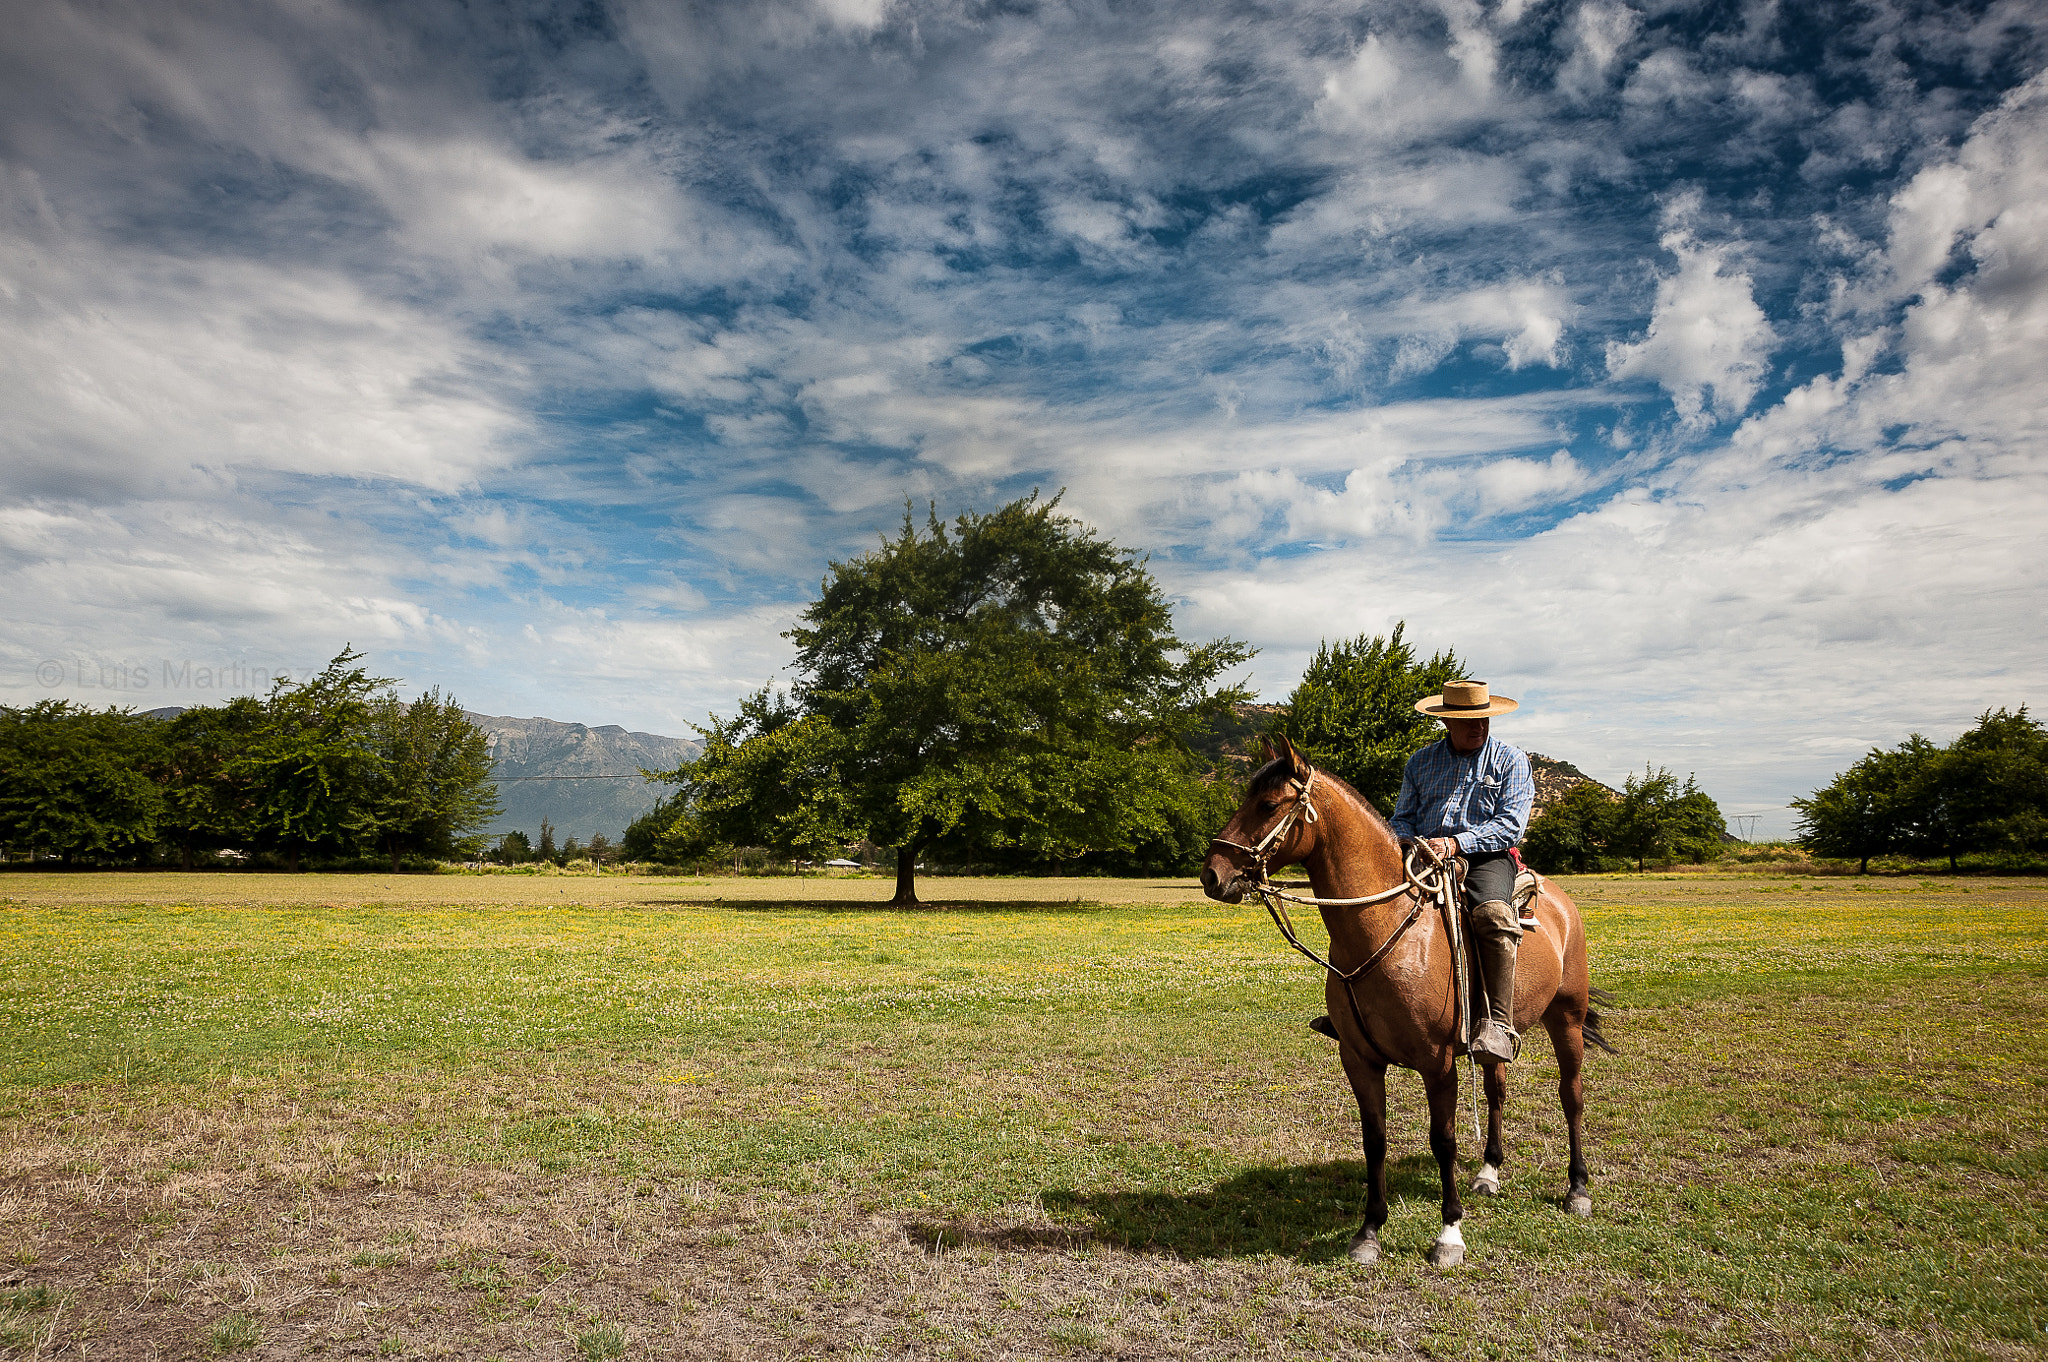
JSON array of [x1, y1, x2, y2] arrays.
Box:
[[1389, 736, 1534, 855]]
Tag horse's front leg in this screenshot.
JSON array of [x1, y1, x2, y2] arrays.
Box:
[[1424, 1068, 1466, 1266], [1337, 1046, 1389, 1264], [1472, 1060, 1508, 1196]]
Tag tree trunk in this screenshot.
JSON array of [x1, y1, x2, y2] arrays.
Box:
[[389, 840, 403, 873], [288, 848, 302, 874], [1858, 855, 1868, 874], [181, 846, 195, 872], [890, 843, 920, 906]]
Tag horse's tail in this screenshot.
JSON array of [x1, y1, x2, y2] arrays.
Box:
[[1583, 985, 1619, 1053]]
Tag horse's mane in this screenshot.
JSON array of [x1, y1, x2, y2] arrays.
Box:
[[1246, 756, 1396, 837]]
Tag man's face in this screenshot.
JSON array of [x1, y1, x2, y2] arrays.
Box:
[[1443, 717, 1489, 753]]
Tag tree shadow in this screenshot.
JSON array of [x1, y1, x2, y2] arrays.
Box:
[[638, 897, 1128, 916], [1015, 1156, 1447, 1262]]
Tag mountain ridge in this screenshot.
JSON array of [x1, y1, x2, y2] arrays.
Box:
[[466, 712, 701, 844]]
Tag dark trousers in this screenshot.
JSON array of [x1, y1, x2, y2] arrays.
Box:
[[1463, 849, 1515, 906]]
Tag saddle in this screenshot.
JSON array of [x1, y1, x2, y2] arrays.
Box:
[[1512, 859, 1541, 925]]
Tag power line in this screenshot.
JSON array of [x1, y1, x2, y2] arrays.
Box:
[[488, 774, 650, 781]]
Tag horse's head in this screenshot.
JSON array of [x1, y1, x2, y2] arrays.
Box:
[[1201, 732, 1320, 903]]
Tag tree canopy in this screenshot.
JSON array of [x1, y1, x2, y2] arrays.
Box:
[[0, 700, 165, 863], [1793, 707, 2046, 870], [671, 494, 1253, 903], [159, 696, 268, 868], [1275, 624, 1463, 813], [1522, 766, 1727, 873], [366, 687, 502, 871]]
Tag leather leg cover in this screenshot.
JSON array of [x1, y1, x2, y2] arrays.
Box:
[[1469, 899, 1521, 1030]]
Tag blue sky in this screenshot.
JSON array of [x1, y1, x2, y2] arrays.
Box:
[[4, 0, 2045, 835]]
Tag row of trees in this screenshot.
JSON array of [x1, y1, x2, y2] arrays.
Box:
[[490, 823, 621, 867], [1523, 766, 1727, 873], [0, 650, 499, 870], [1793, 707, 2045, 870]]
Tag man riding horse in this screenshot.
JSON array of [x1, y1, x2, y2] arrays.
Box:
[[1209, 681, 1606, 1253], [1390, 679, 1533, 1062], [1307, 678, 1533, 1061]]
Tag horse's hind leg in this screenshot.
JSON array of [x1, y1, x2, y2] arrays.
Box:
[[1544, 1013, 1593, 1216], [1471, 1061, 1508, 1196], [1339, 1049, 1390, 1264]]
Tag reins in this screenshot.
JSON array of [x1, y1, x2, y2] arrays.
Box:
[[1209, 763, 1459, 985]]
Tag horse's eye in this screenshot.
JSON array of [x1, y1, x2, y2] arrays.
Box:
[[1257, 800, 1279, 814]]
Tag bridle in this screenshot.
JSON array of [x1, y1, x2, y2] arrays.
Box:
[[1207, 763, 1324, 882], [1209, 760, 1459, 985]]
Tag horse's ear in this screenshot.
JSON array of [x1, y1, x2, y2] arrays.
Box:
[[1272, 731, 1308, 777], [1259, 733, 1277, 764]]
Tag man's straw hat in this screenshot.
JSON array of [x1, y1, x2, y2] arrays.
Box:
[[1414, 679, 1519, 719]]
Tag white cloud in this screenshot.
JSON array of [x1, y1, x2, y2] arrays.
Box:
[[1605, 212, 1778, 428], [345, 133, 710, 263], [1556, 1, 1640, 100], [1167, 75, 2048, 829], [0, 216, 523, 495], [1314, 25, 1511, 144]]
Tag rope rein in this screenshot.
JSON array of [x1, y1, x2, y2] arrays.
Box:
[[1208, 766, 1458, 982]]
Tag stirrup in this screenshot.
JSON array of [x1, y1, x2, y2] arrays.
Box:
[[1468, 1021, 1520, 1063], [1309, 1015, 1339, 1042]]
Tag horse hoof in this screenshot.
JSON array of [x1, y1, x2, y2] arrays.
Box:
[[1426, 1224, 1465, 1268], [1346, 1231, 1380, 1265], [1471, 1163, 1500, 1197], [1565, 1192, 1592, 1218]]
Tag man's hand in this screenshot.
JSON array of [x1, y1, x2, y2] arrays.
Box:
[[1426, 837, 1460, 862]]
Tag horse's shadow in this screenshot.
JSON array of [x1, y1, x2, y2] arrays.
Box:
[[918, 1156, 1444, 1262]]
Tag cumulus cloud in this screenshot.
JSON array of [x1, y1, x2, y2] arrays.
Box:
[[1556, 1, 1640, 100], [1605, 208, 1779, 428]]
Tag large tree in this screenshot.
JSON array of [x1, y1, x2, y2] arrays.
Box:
[[1795, 708, 2047, 870], [1521, 780, 1615, 874], [0, 701, 164, 864], [234, 648, 390, 871], [1938, 707, 2048, 860], [1275, 624, 1464, 813], [1609, 765, 1727, 872], [678, 494, 1253, 904], [367, 688, 501, 870]]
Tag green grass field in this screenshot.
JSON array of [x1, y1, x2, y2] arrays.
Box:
[[0, 871, 2043, 1359]]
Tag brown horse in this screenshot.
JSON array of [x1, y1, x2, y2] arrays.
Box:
[[1200, 734, 1611, 1266]]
